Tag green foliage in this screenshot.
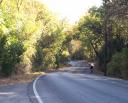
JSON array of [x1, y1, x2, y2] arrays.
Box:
[[0, 34, 24, 76], [33, 47, 43, 70], [0, 0, 127, 78], [55, 49, 69, 67], [42, 48, 57, 70], [0, 0, 69, 76], [72, 2, 128, 78], [98, 37, 125, 70], [0, 35, 6, 64], [33, 19, 68, 71], [107, 48, 128, 79], [74, 6, 104, 61]]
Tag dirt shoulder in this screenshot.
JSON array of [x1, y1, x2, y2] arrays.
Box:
[[0, 72, 45, 86]]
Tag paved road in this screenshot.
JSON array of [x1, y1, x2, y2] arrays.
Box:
[[0, 83, 30, 103], [32, 61, 128, 103], [60, 60, 91, 73]]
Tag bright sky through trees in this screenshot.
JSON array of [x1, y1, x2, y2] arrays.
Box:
[[38, 0, 102, 24]]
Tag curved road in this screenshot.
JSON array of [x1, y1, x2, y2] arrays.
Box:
[[32, 61, 128, 103]]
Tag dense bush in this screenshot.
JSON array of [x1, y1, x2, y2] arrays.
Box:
[[42, 48, 57, 70], [1, 35, 24, 76], [0, 0, 69, 76], [97, 37, 125, 72], [107, 48, 128, 79]]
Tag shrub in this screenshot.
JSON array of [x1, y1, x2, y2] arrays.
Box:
[[1, 35, 24, 76], [107, 52, 122, 77], [98, 37, 125, 72], [107, 48, 128, 79], [42, 48, 57, 70]]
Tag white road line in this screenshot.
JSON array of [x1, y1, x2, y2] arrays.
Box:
[[33, 75, 44, 103]]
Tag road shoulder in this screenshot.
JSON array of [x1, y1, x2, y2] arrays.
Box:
[[0, 83, 30, 103]]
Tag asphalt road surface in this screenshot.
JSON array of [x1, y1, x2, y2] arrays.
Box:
[[31, 61, 128, 103], [0, 83, 30, 103]]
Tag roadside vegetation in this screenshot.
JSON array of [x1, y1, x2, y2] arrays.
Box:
[[71, 0, 128, 79], [0, 0, 128, 79], [0, 0, 69, 77]]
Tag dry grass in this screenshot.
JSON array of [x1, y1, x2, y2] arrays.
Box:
[[0, 72, 45, 86]]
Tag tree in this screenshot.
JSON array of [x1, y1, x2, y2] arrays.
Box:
[[75, 6, 104, 61], [0, 0, 69, 76]]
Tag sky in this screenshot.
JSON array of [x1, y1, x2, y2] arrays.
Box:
[[38, 0, 103, 24]]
